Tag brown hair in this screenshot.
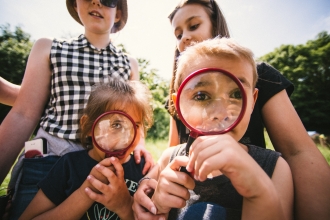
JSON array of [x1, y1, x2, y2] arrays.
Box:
[[79, 79, 153, 148], [168, 0, 231, 117]]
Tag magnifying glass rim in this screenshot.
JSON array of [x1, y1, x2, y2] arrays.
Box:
[[91, 110, 137, 158], [176, 67, 247, 136]]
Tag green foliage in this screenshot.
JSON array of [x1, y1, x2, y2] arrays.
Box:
[[0, 24, 33, 123], [259, 31, 330, 135], [138, 58, 170, 140]]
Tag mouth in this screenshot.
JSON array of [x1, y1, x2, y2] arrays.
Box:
[[89, 11, 104, 18]]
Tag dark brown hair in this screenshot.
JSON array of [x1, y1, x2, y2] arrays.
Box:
[[168, 0, 231, 117]]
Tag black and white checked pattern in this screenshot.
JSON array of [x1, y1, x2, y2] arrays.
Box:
[[40, 35, 131, 141]]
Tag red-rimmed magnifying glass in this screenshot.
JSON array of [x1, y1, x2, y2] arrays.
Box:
[[175, 68, 247, 173], [91, 110, 137, 159]]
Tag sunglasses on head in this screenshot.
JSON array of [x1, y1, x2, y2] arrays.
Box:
[[100, 0, 119, 8]]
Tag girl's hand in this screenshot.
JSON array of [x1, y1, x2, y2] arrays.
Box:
[[85, 157, 133, 219], [152, 156, 195, 214], [133, 140, 154, 175], [132, 178, 166, 220]]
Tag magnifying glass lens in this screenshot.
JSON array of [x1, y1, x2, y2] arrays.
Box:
[[92, 112, 136, 156], [179, 71, 244, 134]]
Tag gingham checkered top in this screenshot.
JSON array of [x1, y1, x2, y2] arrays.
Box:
[[39, 35, 131, 141]]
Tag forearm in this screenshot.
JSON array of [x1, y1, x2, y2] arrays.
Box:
[[286, 150, 330, 220], [32, 187, 93, 219], [0, 77, 20, 106], [0, 112, 37, 183]]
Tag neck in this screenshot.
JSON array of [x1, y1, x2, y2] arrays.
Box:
[[84, 31, 112, 49]]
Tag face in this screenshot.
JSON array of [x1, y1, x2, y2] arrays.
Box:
[[75, 0, 121, 34], [171, 4, 213, 53], [174, 56, 258, 141], [177, 72, 244, 133], [91, 106, 142, 164]]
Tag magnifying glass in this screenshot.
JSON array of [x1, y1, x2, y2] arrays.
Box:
[[91, 110, 137, 159], [175, 68, 247, 172]]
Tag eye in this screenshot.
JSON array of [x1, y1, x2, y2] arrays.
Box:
[[190, 23, 200, 31], [176, 33, 182, 40], [229, 89, 242, 99], [193, 91, 210, 101], [111, 121, 122, 129]]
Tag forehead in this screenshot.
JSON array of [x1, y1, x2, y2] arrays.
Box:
[[108, 102, 141, 124], [171, 4, 210, 27], [180, 56, 254, 89]]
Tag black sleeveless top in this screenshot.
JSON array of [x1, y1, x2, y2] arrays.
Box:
[[168, 144, 281, 220]]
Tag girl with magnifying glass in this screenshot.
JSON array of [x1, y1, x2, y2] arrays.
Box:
[[20, 79, 153, 219], [133, 38, 293, 220]]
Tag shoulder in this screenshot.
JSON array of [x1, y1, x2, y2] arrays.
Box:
[[32, 38, 53, 53], [126, 53, 139, 80]]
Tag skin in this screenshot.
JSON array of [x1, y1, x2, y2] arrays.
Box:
[[168, 4, 330, 219], [0, 77, 20, 106], [135, 55, 293, 220], [19, 105, 142, 219], [0, 0, 151, 184]]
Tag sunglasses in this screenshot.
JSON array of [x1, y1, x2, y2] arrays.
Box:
[[100, 0, 119, 8]]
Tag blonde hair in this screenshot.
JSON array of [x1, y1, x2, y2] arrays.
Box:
[[167, 38, 258, 118], [80, 79, 153, 148], [175, 38, 258, 91]]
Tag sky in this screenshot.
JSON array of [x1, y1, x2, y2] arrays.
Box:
[[1, 0, 330, 81]]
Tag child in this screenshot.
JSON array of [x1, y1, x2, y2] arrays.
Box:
[[137, 38, 293, 220], [165, 1, 330, 219], [19, 79, 154, 219], [0, 77, 20, 106], [0, 0, 153, 218]]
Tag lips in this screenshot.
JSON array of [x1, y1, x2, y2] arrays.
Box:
[[89, 10, 104, 18]]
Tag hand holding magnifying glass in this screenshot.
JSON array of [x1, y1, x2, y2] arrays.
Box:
[[174, 68, 247, 175]]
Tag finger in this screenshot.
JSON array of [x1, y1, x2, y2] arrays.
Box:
[[142, 152, 154, 175], [109, 157, 124, 179], [168, 156, 195, 190], [87, 174, 109, 194], [135, 179, 158, 214], [133, 147, 142, 164]]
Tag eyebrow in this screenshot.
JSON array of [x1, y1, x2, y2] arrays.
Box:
[[237, 77, 251, 89], [174, 15, 201, 32]]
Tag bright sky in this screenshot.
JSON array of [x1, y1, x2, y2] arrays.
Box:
[[1, 0, 330, 81]]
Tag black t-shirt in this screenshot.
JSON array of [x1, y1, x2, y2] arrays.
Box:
[[38, 150, 145, 219], [170, 62, 294, 148]]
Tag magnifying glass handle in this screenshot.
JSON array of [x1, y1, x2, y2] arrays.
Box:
[[179, 135, 196, 175]]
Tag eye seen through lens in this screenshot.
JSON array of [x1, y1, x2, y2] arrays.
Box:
[[92, 111, 136, 158], [177, 68, 246, 135]]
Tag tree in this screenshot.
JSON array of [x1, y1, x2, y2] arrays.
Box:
[[138, 58, 170, 140], [259, 31, 330, 135], [0, 24, 33, 123]]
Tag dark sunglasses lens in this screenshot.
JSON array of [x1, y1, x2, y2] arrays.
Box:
[[100, 0, 119, 8]]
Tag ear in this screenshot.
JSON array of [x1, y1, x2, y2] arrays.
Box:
[[171, 93, 177, 110], [115, 9, 122, 23], [251, 88, 259, 110], [74, 0, 78, 12]]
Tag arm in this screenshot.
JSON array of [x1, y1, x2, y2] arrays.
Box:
[[0, 77, 20, 106], [262, 90, 330, 219], [187, 134, 290, 220], [133, 128, 154, 175], [19, 185, 94, 220], [127, 54, 139, 81], [0, 38, 52, 183], [168, 117, 179, 147]]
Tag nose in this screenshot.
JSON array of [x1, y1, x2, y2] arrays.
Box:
[[92, 0, 102, 7], [179, 33, 191, 52]]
